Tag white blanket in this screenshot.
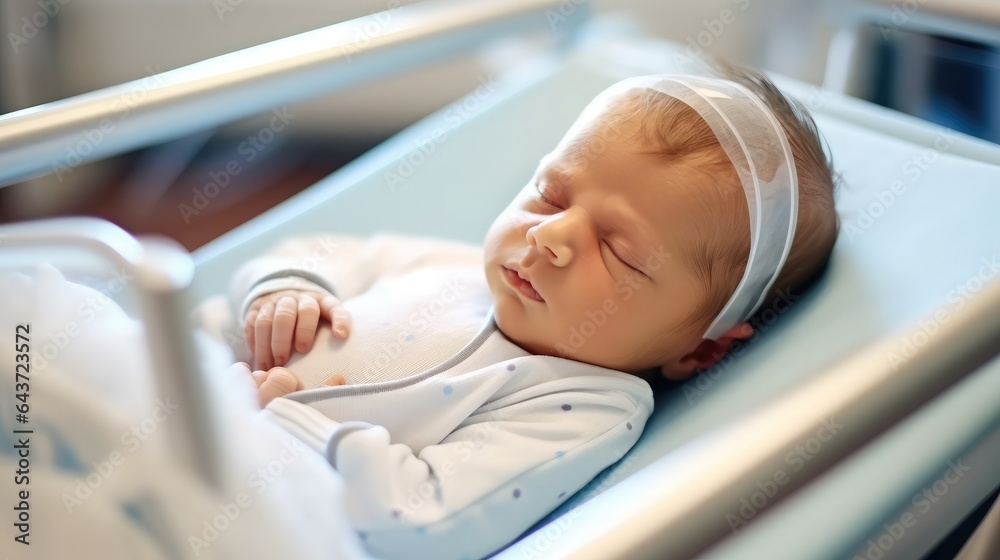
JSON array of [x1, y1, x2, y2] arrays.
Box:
[[0, 265, 369, 560]]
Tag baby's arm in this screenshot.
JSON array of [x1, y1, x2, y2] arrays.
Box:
[[260, 369, 653, 559], [230, 233, 480, 368]]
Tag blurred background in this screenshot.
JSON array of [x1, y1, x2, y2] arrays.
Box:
[[1, 0, 996, 250]]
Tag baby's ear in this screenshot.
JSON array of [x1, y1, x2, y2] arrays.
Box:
[[662, 323, 754, 380]]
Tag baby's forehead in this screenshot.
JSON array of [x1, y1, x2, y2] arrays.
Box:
[[545, 131, 742, 241], [579, 91, 650, 131], [545, 132, 732, 207], [583, 91, 722, 152]]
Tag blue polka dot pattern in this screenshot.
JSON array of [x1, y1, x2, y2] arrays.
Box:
[[506, 363, 516, 371], [558, 492, 566, 498], [626, 421, 633, 430], [405, 333, 415, 342], [443, 385, 453, 395], [513, 488, 521, 498], [561, 404, 572, 411]]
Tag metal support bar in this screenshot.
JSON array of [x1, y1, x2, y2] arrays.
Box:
[[0, 218, 220, 488], [554, 275, 1000, 559], [0, 0, 586, 187]]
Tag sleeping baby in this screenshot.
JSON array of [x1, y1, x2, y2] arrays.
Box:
[[222, 63, 838, 560]]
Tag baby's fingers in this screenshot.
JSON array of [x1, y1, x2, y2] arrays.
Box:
[[250, 368, 268, 389], [257, 367, 302, 408], [270, 296, 299, 366], [244, 308, 258, 360], [254, 301, 276, 370], [322, 373, 347, 386], [320, 295, 352, 339], [293, 296, 322, 353]]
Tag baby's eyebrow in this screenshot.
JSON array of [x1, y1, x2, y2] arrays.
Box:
[[542, 164, 574, 189]]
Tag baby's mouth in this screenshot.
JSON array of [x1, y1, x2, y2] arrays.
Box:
[[501, 266, 545, 302]]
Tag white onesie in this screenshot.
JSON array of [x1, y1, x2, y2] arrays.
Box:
[[230, 232, 654, 560]]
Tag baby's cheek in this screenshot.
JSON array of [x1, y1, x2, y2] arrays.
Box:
[[549, 283, 614, 340], [568, 275, 623, 317]]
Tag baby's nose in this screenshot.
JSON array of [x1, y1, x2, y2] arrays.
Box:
[[527, 208, 587, 267], [528, 232, 571, 266]]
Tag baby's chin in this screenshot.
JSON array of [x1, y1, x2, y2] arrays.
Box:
[[490, 293, 653, 368], [491, 300, 556, 356]]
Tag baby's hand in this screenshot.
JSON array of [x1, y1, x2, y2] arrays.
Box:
[[246, 365, 348, 408], [244, 289, 352, 370], [251, 366, 302, 408], [232, 362, 348, 408]]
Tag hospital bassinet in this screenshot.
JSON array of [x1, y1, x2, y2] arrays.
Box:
[[1, 1, 999, 558]]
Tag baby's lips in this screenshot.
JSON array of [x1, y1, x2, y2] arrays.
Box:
[[503, 265, 546, 302]]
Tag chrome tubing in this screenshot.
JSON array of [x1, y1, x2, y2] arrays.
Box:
[[0, 0, 586, 187]]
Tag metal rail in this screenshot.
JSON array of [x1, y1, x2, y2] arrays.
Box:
[[553, 275, 1000, 559], [0, 0, 585, 187], [0, 218, 220, 487]]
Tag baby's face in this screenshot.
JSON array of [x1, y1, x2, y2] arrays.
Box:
[[483, 104, 715, 375]]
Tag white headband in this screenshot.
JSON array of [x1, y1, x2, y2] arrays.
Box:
[[595, 75, 799, 340]]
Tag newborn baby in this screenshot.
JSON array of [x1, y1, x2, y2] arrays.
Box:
[[225, 65, 838, 560]]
